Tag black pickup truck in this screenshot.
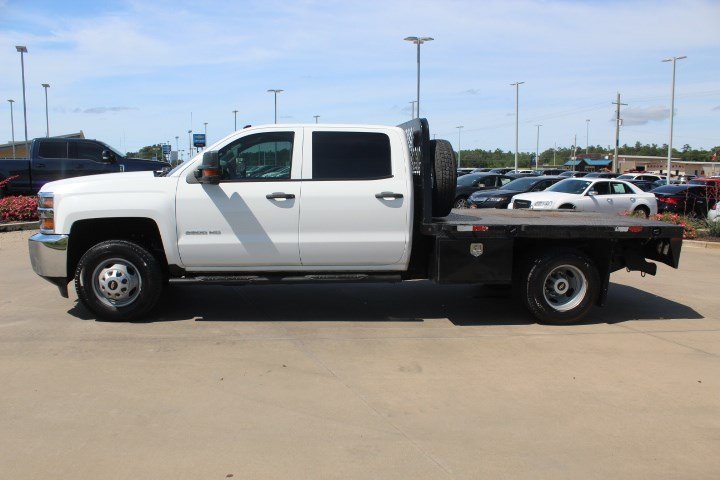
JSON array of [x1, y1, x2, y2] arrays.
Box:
[[0, 137, 170, 196]]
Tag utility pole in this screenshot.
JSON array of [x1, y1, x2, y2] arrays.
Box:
[[232, 110, 238, 131], [267, 89, 283, 123], [15, 46, 29, 158], [612, 93, 627, 173], [409, 100, 417, 119], [42, 83, 50, 137], [535, 124, 542, 170], [572, 134, 577, 172], [510, 81, 524, 172], [456, 126, 464, 167], [204, 122, 208, 148], [403, 37, 433, 119], [553, 142, 556, 166], [188, 130, 192, 160], [175, 136, 179, 152]]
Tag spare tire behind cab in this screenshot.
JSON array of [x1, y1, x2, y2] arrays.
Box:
[[429, 139, 457, 217]]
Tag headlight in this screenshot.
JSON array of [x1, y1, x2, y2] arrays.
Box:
[[533, 200, 553, 208], [38, 192, 54, 233]]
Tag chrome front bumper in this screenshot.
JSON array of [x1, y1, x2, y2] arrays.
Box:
[[28, 233, 69, 278]]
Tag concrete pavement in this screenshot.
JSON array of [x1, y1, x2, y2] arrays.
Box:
[[1, 230, 719, 479]]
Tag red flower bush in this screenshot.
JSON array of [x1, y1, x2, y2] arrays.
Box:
[[654, 212, 697, 240], [0, 195, 39, 222]]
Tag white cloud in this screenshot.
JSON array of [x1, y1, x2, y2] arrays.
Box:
[[620, 106, 671, 126], [77, 106, 139, 114]]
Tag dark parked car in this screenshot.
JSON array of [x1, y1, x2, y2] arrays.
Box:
[[456, 168, 475, 177], [467, 175, 564, 209], [539, 169, 566, 176], [454, 173, 512, 208], [559, 171, 589, 178], [653, 184, 719, 218], [0, 137, 171, 196], [626, 180, 657, 192], [584, 172, 620, 178], [489, 168, 514, 174], [471, 167, 493, 173]]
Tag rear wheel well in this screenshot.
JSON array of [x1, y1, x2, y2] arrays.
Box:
[[68, 218, 168, 278]]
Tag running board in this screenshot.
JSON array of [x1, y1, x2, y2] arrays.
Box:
[[170, 273, 402, 286]]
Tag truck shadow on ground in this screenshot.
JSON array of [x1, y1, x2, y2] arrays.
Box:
[[67, 281, 702, 325]]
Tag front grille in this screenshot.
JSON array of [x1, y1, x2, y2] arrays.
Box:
[[513, 199, 531, 209]]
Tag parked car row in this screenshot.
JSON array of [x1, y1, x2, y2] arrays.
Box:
[[454, 173, 720, 220]]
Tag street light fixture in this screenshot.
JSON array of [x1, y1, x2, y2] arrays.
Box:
[[456, 126, 464, 168], [7, 99, 16, 159], [313, 115, 320, 124], [42, 83, 50, 137], [267, 89, 284, 124], [16, 46, 29, 158], [510, 81, 525, 172], [662, 55, 687, 184], [232, 110, 238, 131], [403, 36, 433, 118]]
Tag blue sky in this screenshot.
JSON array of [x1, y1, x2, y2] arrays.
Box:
[[1, 0, 719, 157]]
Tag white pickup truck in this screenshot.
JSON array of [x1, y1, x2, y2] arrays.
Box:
[[28, 119, 684, 324]]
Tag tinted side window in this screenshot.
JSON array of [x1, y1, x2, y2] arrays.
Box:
[[217, 132, 294, 181], [74, 141, 105, 162], [593, 182, 611, 195], [312, 132, 391, 180], [38, 140, 68, 159]]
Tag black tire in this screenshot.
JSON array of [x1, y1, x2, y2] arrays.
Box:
[[429, 139, 457, 217], [74, 240, 164, 321], [633, 205, 650, 218], [520, 250, 599, 325]]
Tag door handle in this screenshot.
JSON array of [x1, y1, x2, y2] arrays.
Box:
[[630, 198, 636, 202], [266, 192, 295, 200], [375, 192, 404, 199], [35, 163, 46, 168], [606, 199, 613, 203]]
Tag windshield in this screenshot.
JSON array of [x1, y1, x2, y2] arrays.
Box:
[[500, 177, 538, 191], [547, 179, 592, 194], [99, 142, 125, 158]]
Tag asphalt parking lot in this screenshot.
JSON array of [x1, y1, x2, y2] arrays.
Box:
[[1, 230, 719, 479]]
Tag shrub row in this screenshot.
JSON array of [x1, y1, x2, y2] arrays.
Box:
[[0, 195, 39, 222]]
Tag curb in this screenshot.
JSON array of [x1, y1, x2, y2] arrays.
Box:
[[683, 239, 720, 250], [0, 221, 39, 233]]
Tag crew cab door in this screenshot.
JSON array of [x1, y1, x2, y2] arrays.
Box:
[[176, 128, 303, 268], [298, 128, 411, 267], [68, 140, 120, 176]]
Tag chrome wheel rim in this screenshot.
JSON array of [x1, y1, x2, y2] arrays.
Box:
[[454, 198, 468, 208], [542, 264, 587, 312], [91, 258, 142, 308]]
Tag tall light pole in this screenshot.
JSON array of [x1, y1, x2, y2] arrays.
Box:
[[175, 135, 179, 152], [7, 99, 16, 159], [204, 122, 208, 147], [403, 36, 433, 118], [535, 124, 542, 170], [41, 83, 50, 137], [16, 46, 28, 158], [510, 81, 524, 172], [188, 130, 192, 160], [662, 55, 687, 184], [409, 100, 417, 119], [585, 119, 590, 154], [267, 89, 283, 124], [456, 126, 464, 167], [313, 115, 320, 124], [232, 110, 238, 131]]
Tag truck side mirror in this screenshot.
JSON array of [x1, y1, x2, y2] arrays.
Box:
[[198, 151, 220, 185], [102, 150, 116, 163]]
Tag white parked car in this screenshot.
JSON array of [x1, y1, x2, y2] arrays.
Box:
[[709, 203, 719, 222], [508, 178, 658, 217], [617, 173, 666, 182]]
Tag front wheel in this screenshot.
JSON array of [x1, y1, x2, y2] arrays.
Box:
[[520, 250, 599, 325], [74, 240, 164, 321]]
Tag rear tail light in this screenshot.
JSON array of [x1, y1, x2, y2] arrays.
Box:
[[657, 196, 680, 205]]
